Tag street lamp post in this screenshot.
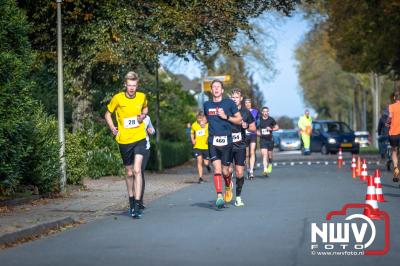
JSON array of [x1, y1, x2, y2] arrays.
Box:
[[56, 0, 66, 191]]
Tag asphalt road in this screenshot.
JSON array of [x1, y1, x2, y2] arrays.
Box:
[[1, 164, 399, 266]]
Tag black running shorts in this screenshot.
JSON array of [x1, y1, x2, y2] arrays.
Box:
[[118, 139, 147, 166], [209, 143, 233, 166], [389, 134, 400, 148], [245, 134, 257, 146], [260, 139, 274, 150], [193, 148, 210, 159], [232, 148, 246, 166]]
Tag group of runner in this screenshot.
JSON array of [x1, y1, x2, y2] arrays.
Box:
[[191, 80, 280, 208]]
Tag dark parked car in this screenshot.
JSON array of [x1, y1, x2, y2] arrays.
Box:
[[278, 130, 301, 151], [310, 120, 360, 154]]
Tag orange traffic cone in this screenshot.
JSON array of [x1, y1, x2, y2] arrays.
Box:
[[374, 169, 385, 202], [360, 159, 368, 182], [351, 156, 357, 179], [356, 157, 362, 177], [337, 148, 343, 168], [363, 175, 382, 220]]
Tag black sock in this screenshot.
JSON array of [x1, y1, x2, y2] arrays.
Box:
[[134, 199, 140, 212], [236, 177, 244, 197], [129, 197, 135, 210]]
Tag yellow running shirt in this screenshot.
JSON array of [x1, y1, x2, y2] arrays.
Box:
[[107, 91, 148, 144], [191, 121, 208, 150]]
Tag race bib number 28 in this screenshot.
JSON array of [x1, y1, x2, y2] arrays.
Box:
[[213, 136, 228, 146], [124, 117, 139, 128]]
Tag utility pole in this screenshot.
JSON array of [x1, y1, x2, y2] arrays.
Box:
[[56, 0, 66, 192], [155, 60, 162, 172]]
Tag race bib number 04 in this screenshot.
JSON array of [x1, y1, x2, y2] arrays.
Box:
[[213, 136, 228, 146], [232, 132, 242, 143], [124, 117, 139, 128], [261, 128, 270, 135], [196, 129, 206, 137]]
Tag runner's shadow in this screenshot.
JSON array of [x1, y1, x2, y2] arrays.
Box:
[[381, 183, 400, 189], [384, 193, 400, 198], [184, 181, 198, 184], [191, 201, 215, 210]]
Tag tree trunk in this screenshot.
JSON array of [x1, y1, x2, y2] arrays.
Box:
[[361, 85, 367, 131], [71, 72, 93, 132], [353, 83, 360, 130], [370, 72, 381, 148]]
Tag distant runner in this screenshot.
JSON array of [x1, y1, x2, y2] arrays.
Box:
[[244, 98, 260, 180], [257, 107, 279, 176], [229, 89, 256, 206], [204, 80, 242, 208], [191, 111, 211, 184]]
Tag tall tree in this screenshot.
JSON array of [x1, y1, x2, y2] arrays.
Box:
[[326, 0, 400, 75], [295, 23, 355, 123], [18, 0, 296, 131], [325, 0, 400, 146]]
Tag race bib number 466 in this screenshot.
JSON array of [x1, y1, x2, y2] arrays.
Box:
[[124, 117, 139, 128], [213, 136, 228, 146]]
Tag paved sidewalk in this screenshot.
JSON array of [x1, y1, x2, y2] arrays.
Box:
[[0, 161, 202, 246]]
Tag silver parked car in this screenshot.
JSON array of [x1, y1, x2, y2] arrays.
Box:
[[278, 130, 301, 151], [354, 131, 370, 148]]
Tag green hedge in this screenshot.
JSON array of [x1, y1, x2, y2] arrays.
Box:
[[66, 128, 192, 180], [146, 140, 192, 170], [25, 108, 60, 193], [65, 126, 125, 183]]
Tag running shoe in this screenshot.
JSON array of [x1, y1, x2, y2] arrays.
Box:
[[249, 172, 254, 180], [267, 164, 273, 174], [263, 169, 269, 177], [234, 196, 244, 207], [198, 177, 204, 184], [138, 203, 146, 210], [216, 194, 225, 209], [393, 167, 400, 182], [132, 210, 142, 219], [224, 180, 233, 203]]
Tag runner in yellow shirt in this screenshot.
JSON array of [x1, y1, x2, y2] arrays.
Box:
[[191, 111, 211, 184], [105, 71, 148, 219]]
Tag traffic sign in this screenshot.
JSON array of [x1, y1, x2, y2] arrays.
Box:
[[203, 75, 231, 92]]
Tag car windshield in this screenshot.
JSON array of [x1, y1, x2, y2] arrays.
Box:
[[280, 132, 299, 139], [322, 122, 352, 133]]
